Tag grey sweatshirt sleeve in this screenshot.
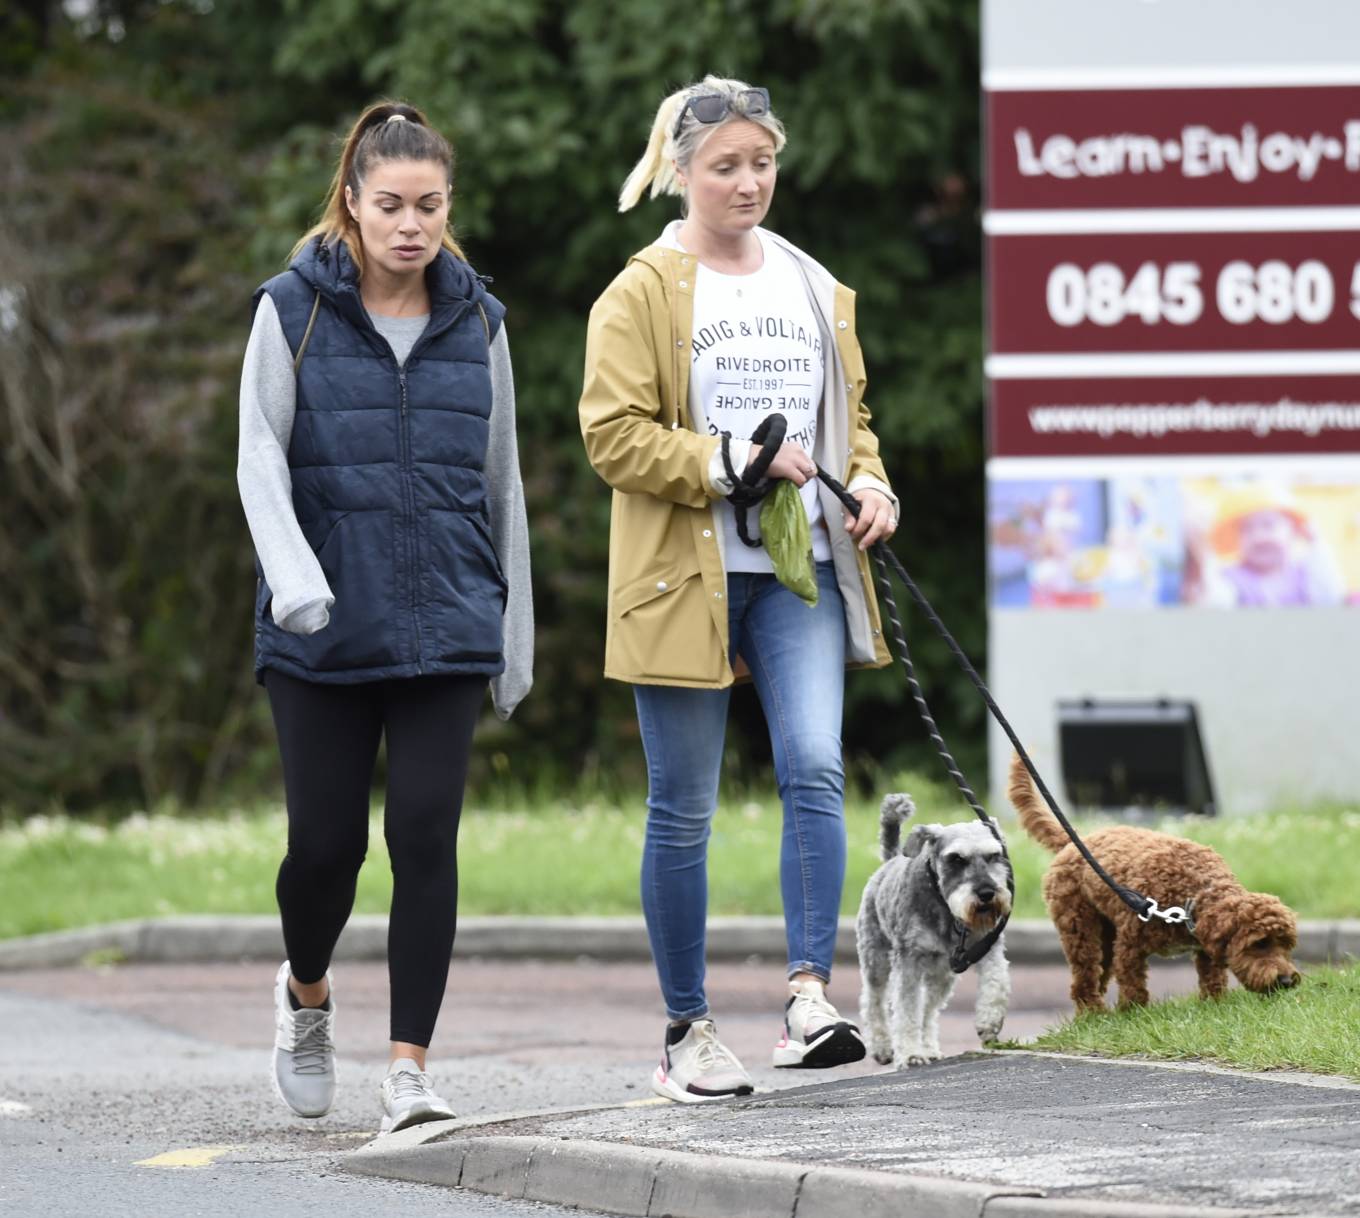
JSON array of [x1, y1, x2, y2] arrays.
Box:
[[486, 325, 534, 720], [236, 294, 334, 634]]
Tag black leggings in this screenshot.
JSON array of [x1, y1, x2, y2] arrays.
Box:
[[264, 669, 486, 1047]]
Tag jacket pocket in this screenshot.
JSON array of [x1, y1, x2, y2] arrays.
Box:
[[611, 556, 717, 681], [424, 508, 507, 666], [300, 511, 352, 555], [614, 560, 698, 616], [469, 512, 508, 596], [266, 509, 397, 672]]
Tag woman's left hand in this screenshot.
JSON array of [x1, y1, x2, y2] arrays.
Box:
[[845, 489, 897, 550]]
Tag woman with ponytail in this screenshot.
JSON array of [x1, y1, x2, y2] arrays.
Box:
[[579, 76, 899, 1102], [237, 101, 532, 1132]]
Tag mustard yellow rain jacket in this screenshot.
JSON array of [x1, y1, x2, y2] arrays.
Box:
[[579, 228, 896, 688]]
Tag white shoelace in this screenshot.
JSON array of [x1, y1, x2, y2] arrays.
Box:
[[689, 1021, 742, 1073], [792, 987, 841, 1036], [385, 1067, 432, 1102], [287, 1010, 334, 1074]]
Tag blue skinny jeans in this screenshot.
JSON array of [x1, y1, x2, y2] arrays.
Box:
[[632, 562, 847, 1021]]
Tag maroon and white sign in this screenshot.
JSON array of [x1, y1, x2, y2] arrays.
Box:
[[988, 86, 1360, 210], [990, 375, 1360, 457], [989, 230, 1360, 353], [985, 72, 1360, 613]]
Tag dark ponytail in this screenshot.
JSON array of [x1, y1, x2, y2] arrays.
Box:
[[291, 100, 465, 273]]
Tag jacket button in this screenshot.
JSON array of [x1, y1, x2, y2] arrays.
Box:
[[845, 381, 853, 391], [702, 529, 712, 538], [656, 580, 668, 591], [837, 320, 848, 329], [714, 591, 723, 599], [679, 280, 688, 288], [676, 340, 684, 348]]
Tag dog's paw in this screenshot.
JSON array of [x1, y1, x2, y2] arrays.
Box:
[[896, 1054, 930, 1069], [976, 1021, 1004, 1044], [872, 1051, 893, 1066]]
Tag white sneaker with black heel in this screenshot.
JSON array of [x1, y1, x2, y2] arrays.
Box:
[[652, 1018, 754, 1103], [772, 977, 866, 1069], [380, 1058, 457, 1133]]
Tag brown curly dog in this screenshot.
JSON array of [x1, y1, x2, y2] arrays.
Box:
[[1008, 755, 1301, 1012]]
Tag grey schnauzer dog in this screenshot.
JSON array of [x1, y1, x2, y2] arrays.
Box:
[[856, 795, 1012, 1068]]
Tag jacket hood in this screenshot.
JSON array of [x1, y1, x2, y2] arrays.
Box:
[[632, 223, 838, 298], [289, 235, 490, 319]]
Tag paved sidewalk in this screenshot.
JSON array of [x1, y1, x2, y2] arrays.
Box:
[[348, 1053, 1360, 1218], [4, 944, 1356, 1216]]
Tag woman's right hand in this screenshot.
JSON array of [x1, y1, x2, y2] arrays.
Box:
[[747, 441, 817, 488]]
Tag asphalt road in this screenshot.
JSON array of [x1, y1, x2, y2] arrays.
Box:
[[0, 956, 1200, 1216]]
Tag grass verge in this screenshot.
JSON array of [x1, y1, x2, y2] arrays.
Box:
[[1, 778, 1357, 940], [1018, 963, 1360, 1080]]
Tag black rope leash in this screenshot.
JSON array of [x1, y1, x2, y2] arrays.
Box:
[[718, 419, 1005, 970], [813, 462, 1191, 935], [714, 414, 1190, 949], [856, 510, 1014, 971], [719, 413, 786, 548]]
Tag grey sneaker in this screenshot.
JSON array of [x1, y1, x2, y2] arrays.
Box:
[[651, 1018, 754, 1103], [380, 1058, 456, 1134], [271, 960, 336, 1117], [772, 977, 866, 1069]]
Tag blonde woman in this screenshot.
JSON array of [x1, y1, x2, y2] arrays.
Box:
[[579, 77, 898, 1101], [238, 101, 532, 1131]]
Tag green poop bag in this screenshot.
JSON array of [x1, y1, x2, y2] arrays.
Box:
[[759, 479, 818, 607]]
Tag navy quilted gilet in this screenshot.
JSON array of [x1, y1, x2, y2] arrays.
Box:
[[251, 237, 508, 684]]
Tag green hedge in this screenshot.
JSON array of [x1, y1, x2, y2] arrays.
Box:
[[0, 0, 987, 812]]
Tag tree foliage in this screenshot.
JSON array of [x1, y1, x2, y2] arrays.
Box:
[[0, 0, 986, 812]]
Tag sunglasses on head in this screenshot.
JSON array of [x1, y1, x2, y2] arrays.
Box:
[[673, 87, 771, 138]]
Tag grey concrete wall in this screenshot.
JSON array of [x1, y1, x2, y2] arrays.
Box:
[[983, 0, 1360, 74], [987, 606, 1359, 814], [981, 1, 1360, 816]]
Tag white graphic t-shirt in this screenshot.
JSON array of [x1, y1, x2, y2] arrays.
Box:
[[664, 226, 830, 572]]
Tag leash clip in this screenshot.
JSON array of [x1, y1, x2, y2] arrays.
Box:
[[1139, 899, 1191, 926]]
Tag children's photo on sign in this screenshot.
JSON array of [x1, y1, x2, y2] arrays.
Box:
[[989, 471, 1360, 609]]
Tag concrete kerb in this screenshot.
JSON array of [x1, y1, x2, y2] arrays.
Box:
[[342, 1129, 1291, 1218], [345, 1132, 1041, 1218], [2, 914, 1357, 970], [337, 1064, 1351, 1218]]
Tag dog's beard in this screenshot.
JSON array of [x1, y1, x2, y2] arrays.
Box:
[[948, 887, 1013, 931]]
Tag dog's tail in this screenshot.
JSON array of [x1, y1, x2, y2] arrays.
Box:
[[878, 793, 916, 860], [1007, 753, 1069, 853]]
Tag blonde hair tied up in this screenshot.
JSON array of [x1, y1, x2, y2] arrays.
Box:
[[617, 91, 686, 213], [617, 76, 786, 213]]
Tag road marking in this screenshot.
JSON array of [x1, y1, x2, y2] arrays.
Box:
[[135, 1146, 241, 1169], [0, 1100, 31, 1117]]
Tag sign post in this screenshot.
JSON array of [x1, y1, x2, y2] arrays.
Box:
[[982, 0, 1360, 812]]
